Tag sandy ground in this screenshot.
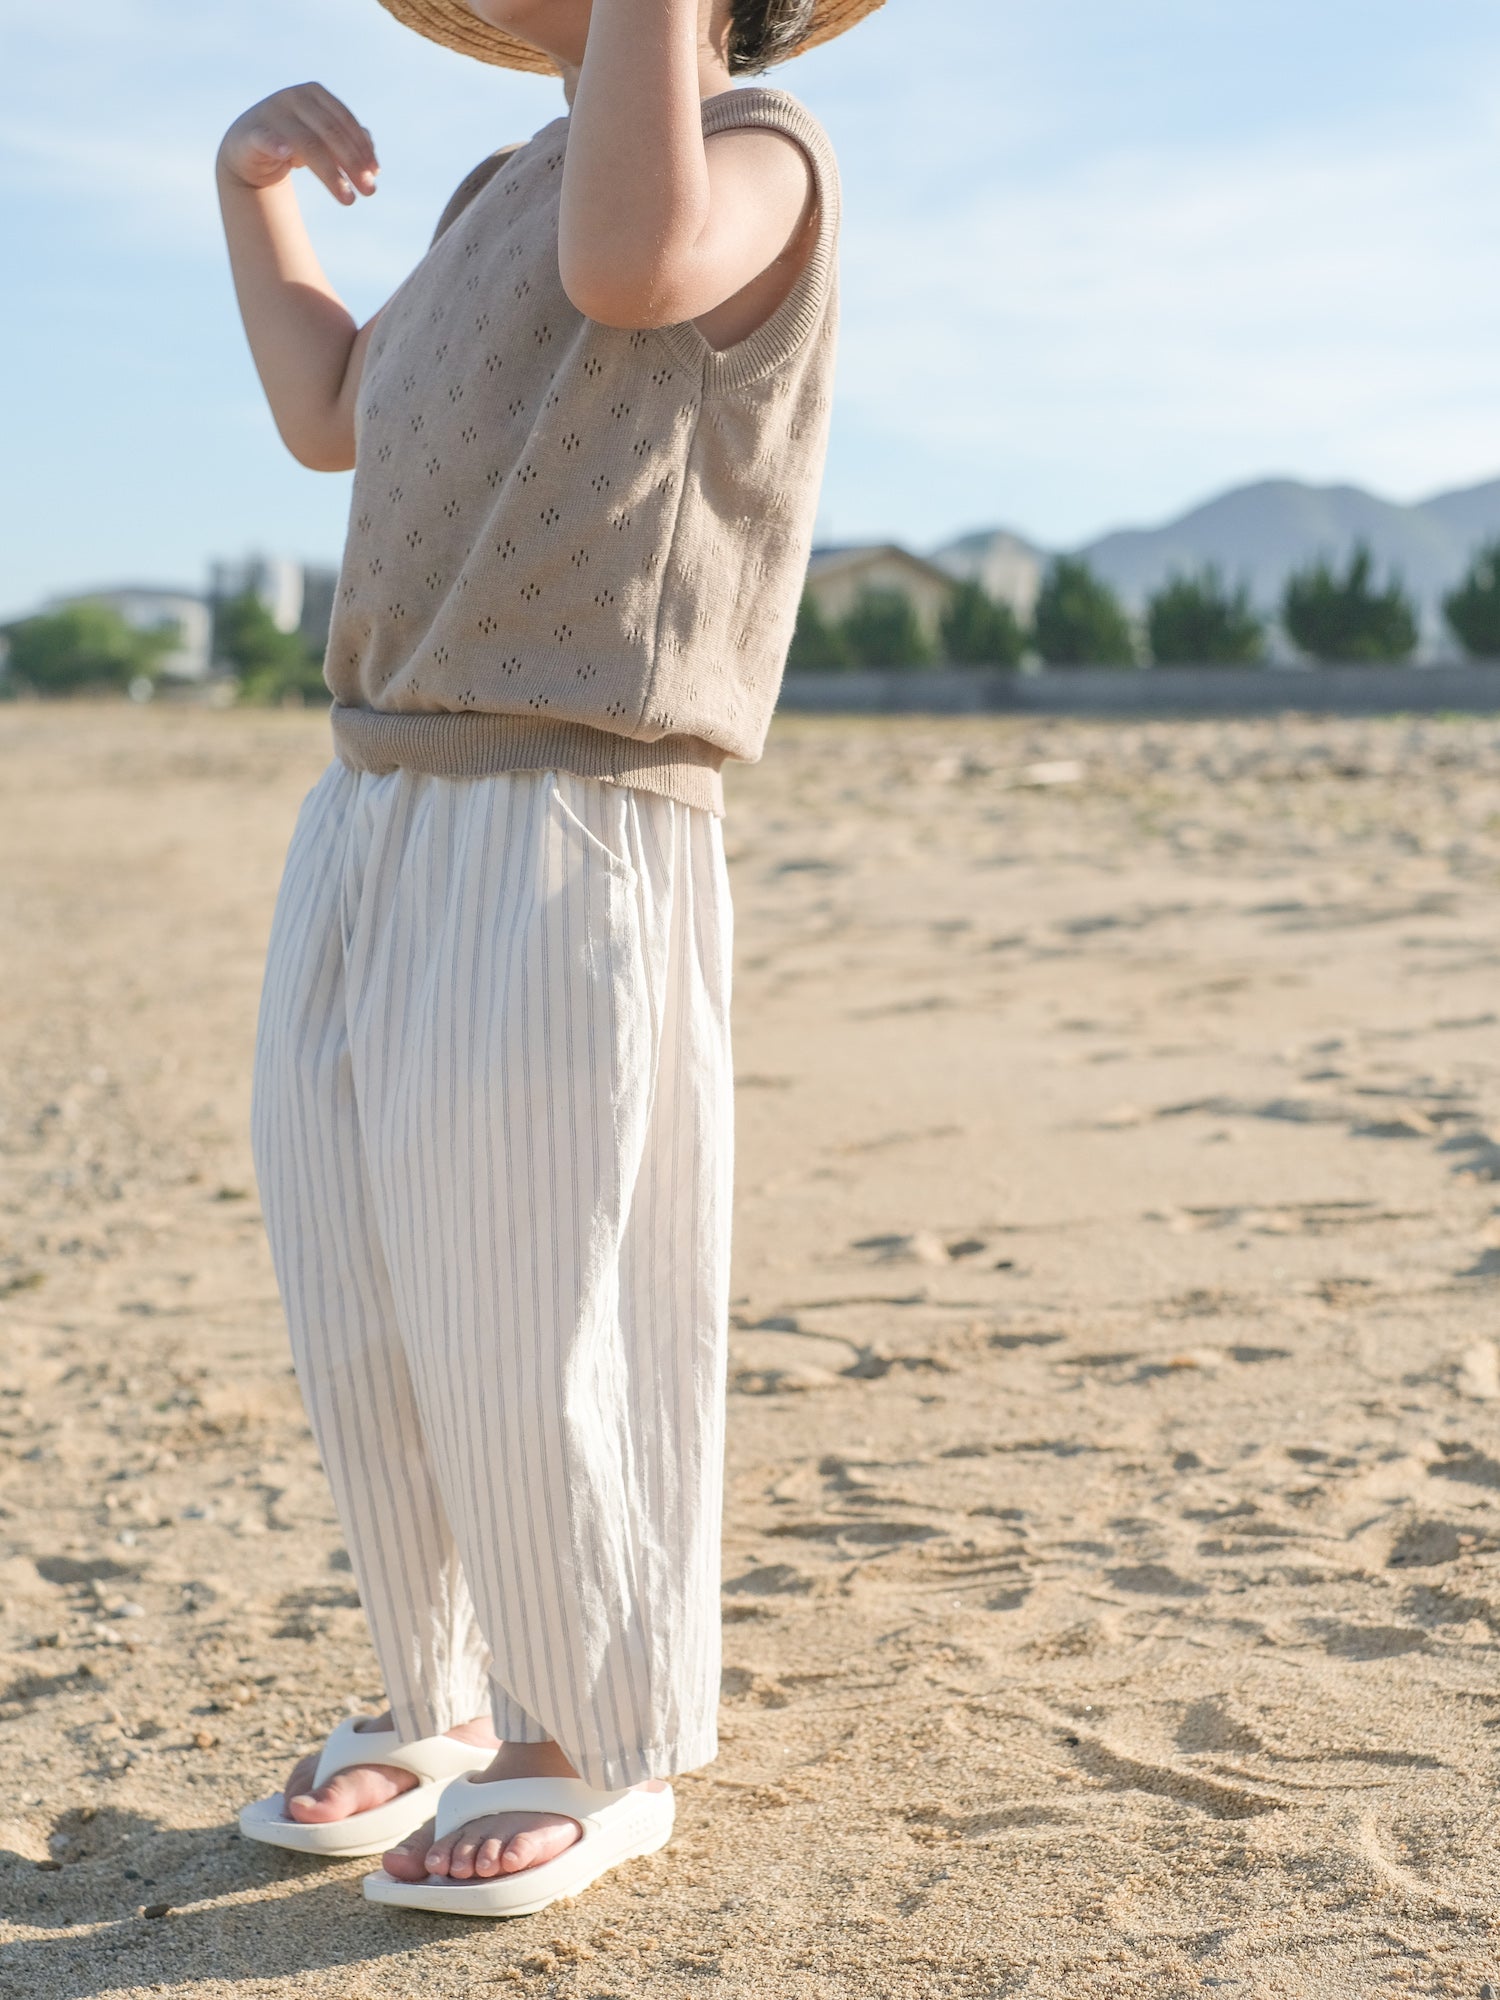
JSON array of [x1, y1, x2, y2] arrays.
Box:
[[4, 702, 1500, 1997]]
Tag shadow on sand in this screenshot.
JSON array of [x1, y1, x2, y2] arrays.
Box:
[[0, 1813, 519, 1997]]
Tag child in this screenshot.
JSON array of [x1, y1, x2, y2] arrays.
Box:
[[221, 0, 878, 1920]]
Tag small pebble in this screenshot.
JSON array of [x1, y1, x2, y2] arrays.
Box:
[[142, 1902, 173, 1920], [192, 1730, 217, 1750]]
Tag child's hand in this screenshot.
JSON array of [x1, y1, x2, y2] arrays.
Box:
[[218, 84, 379, 207]]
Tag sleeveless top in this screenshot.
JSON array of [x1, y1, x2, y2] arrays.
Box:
[[322, 87, 841, 816]]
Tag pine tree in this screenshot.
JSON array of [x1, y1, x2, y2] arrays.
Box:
[[1444, 540, 1500, 659], [1281, 545, 1417, 663], [1147, 566, 1265, 665], [786, 592, 853, 670], [1032, 558, 1135, 667], [841, 588, 935, 668], [940, 579, 1024, 667]]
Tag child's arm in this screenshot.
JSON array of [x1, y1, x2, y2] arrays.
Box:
[[216, 84, 382, 472], [559, 0, 816, 331]]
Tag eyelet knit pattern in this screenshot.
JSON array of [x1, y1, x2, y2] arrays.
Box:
[[323, 89, 841, 817]]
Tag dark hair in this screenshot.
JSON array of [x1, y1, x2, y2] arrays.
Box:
[[727, 0, 817, 74]]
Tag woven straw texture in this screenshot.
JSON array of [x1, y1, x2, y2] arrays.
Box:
[[376, 0, 883, 74]]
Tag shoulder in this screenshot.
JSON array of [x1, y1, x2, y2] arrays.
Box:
[[703, 88, 839, 175], [427, 117, 566, 247], [703, 87, 840, 230]]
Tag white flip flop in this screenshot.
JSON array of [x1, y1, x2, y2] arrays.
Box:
[[238, 1716, 496, 1859], [361, 1774, 675, 1917]]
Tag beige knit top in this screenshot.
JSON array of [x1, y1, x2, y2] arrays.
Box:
[[324, 87, 841, 816]]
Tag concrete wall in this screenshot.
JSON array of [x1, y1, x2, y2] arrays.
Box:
[[776, 663, 1500, 718]]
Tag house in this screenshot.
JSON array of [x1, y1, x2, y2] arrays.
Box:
[[209, 554, 342, 655], [932, 527, 1045, 624], [45, 586, 213, 680], [803, 544, 959, 645]]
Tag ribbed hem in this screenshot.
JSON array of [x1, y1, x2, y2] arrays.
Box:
[[329, 705, 727, 817]]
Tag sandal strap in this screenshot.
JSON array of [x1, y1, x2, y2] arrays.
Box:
[[434, 1774, 637, 1844], [312, 1717, 490, 1791]]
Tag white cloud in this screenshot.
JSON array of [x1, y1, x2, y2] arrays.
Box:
[[7, 0, 1500, 592], [833, 109, 1500, 542]]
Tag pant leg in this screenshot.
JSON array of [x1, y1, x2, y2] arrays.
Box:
[[250, 757, 491, 1740], [614, 784, 735, 1781], [342, 765, 734, 1789]]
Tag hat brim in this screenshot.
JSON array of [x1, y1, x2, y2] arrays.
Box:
[[377, 0, 884, 76]]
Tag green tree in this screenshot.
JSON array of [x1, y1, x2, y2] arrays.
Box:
[[218, 590, 328, 705], [1281, 544, 1418, 663], [786, 591, 853, 670], [1444, 539, 1500, 659], [2, 603, 174, 694], [841, 588, 934, 668], [940, 578, 1024, 667], [1147, 566, 1265, 666], [1032, 557, 1136, 667]]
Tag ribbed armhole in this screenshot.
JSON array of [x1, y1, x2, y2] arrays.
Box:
[[656, 87, 842, 392]]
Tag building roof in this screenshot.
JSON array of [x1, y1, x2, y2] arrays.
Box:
[[807, 543, 958, 588]]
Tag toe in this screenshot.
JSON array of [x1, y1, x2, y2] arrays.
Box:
[[286, 1783, 334, 1823], [474, 1836, 505, 1878], [290, 1763, 414, 1824], [287, 1771, 356, 1823], [499, 1823, 572, 1874], [382, 1821, 437, 1882], [281, 1755, 319, 1819], [447, 1835, 480, 1881]]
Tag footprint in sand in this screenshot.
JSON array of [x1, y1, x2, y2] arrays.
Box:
[[1106, 1563, 1206, 1599], [1387, 1519, 1466, 1568], [722, 1562, 815, 1598], [1306, 1619, 1428, 1659], [851, 1230, 999, 1267]]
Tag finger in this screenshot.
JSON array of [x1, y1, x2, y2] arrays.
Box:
[[300, 109, 377, 198], [240, 120, 297, 171], [303, 84, 379, 178], [288, 123, 363, 205]]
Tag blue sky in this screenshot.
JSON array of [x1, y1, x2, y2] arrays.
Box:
[[4, 0, 1500, 617]]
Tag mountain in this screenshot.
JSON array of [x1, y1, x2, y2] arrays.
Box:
[[933, 475, 1500, 645], [1415, 476, 1500, 550]]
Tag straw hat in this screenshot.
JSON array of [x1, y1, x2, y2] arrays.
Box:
[[376, 0, 884, 76]]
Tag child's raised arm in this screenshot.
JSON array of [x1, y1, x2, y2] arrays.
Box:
[[216, 84, 383, 472], [559, 0, 815, 331]]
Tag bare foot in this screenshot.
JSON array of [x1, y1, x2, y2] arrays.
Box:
[[380, 1737, 666, 1883], [283, 1711, 497, 1825]]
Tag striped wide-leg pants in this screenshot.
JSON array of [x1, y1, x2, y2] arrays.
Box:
[[249, 756, 734, 1790]]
